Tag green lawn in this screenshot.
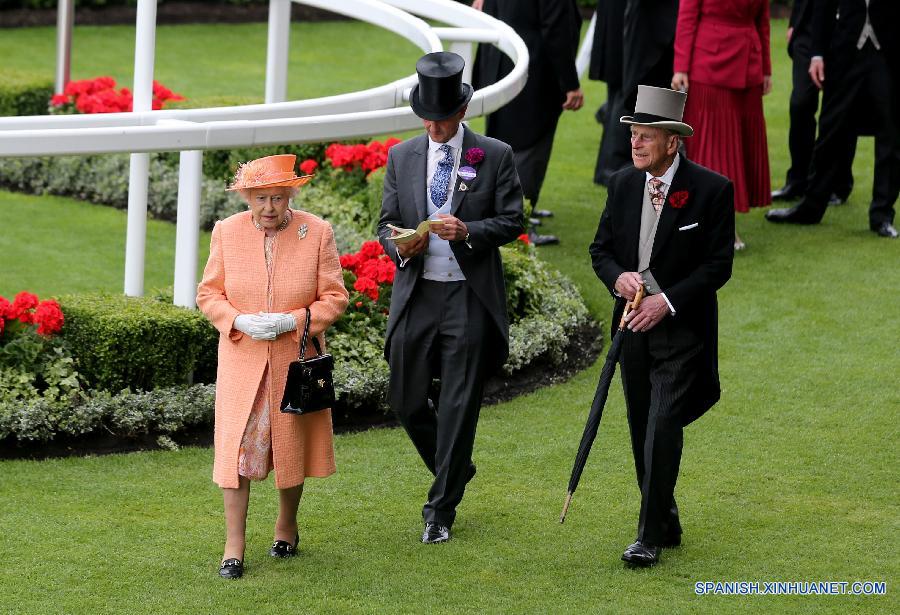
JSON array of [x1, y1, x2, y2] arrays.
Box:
[[1, 18, 898, 615]]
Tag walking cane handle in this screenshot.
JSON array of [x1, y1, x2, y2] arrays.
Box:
[[618, 285, 646, 330]]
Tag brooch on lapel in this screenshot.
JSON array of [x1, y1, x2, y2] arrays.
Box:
[[298, 223, 309, 239], [458, 181, 468, 192]]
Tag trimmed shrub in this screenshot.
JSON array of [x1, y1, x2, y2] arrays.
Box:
[[58, 294, 218, 392], [0, 384, 215, 443], [0, 154, 245, 231], [0, 69, 54, 117]]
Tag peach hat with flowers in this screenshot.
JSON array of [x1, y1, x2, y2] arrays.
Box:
[[226, 154, 313, 191]]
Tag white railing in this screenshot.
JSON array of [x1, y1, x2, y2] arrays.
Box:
[[1, 1, 599, 308]]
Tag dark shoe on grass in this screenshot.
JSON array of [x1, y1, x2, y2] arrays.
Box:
[[422, 523, 451, 544], [872, 222, 898, 238], [219, 558, 244, 579], [270, 533, 299, 558], [621, 541, 659, 567]]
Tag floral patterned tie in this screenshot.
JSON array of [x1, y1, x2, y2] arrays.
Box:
[[648, 178, 665, 215], [430, 144, 453, 208]]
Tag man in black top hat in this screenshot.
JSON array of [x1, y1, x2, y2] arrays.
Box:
[[378, 52, 525, 543]]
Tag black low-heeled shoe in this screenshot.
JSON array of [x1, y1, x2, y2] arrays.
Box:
[[269, 533, 300, 558], [219, 558, 244, 579]]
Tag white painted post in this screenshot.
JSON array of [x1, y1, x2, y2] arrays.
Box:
[[124, 0, 158, 297], [575, 12, 597, 78], [450, 41, 474, 85], [173, 149, 203, 308], [55, 0, 75, 95], [265, 0, 292, 103]]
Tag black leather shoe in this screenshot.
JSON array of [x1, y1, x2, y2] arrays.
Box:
[[532, 209, 554, 218], [528, 229, 560, 246], [529, 217, 542, 227], [873, 222, 899, 238], [827, 193, 847, 207], [219, 558, 244, 579], [765, 204, 822, 225], [621, 541, 660, 567], [269, 533, 300, 558], [771, 183, 805, 201], [422, 523, 451, 544]]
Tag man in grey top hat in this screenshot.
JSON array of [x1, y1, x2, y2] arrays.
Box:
[[379, 51, 524, 544], [589, 85, 735, 566]]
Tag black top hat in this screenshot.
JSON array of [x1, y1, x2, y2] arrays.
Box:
[[410, 52, 474, 121]]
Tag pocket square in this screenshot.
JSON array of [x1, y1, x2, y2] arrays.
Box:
[[678, 222, 699, 231]]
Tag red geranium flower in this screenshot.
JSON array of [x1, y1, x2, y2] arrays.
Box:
[[50, 94, 70, 107], [34, 299, 65, 335], [517, 233, 530, 245], [9, 291, 39, 323], [0, 295, 10, 319], [359, 240, 384, 259], [353, 276, 379, 302], [668, 190, 689, 209], [299, 159, 318, 175]]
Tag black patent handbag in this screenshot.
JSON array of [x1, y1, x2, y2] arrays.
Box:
[[280, 308, 335, 415]]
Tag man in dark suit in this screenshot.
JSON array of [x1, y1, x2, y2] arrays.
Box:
[[767, 0, 899, 238], [379, 52, 525, 544], [772, 0, 855, 204], [589, 86, 734, 566], [588, 0, 627, 185], [594, 0, 678, 186], [473, 0, 583, 245]]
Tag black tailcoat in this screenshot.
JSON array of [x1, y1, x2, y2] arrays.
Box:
[[590, 157, 735, 424]]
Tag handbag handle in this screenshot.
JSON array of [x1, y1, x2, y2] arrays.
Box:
[[298, 308, 323, 359]]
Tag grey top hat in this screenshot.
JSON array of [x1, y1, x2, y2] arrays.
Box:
[[620, 85, 694, 136]]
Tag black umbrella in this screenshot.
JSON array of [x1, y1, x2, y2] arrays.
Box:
[[559, 285, 645, 523]]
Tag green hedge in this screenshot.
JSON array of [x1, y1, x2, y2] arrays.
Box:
[[59, 294, 218, 392], [0, 70, 54, 117]]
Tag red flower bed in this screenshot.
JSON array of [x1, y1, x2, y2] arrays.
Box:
[[339, 240, 396, 305], [322, 137, 401, 174], [49, 76, 185, 114], [0, 291, 64, 338]]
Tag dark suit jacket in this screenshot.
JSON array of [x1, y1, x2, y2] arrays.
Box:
[[811, 0, 898, 73], [589, 157, 735, 423], [473, 0, 582, 151], [589, 0, 626, 86], [378, 128, 525, 373], [622, 0, 678, 96], [788, 0, 813, 58]]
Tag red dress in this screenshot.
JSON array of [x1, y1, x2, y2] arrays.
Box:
[[674, 0, 772, 212]]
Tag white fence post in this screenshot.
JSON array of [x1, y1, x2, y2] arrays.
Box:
[[123, 0, 158, 297], [265, 0, 292, 103], [54, 0, 75, 94], [449, 41, 474, 85], [173, 149, 203, 308]]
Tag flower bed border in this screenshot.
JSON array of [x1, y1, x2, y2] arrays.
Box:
[[0, 320, 601, 460]]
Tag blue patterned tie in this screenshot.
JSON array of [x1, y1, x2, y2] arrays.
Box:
[[430, 144, 453, 208]]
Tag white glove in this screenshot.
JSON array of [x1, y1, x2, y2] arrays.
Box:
[[257, 312, 297, 336], [233, 314, 277, 340]]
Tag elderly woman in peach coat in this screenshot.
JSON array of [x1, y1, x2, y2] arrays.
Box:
[[197, 154, 349, 580]]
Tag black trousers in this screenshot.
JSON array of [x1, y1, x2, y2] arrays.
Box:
[[802, 43, 899, 227], [785, 33, 855, 197], [619, 319, 703, 545], [388, 280, 489, 528], [513, 126, 557, 207]]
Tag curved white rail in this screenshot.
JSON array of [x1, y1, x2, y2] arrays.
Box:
[[0, 0, 529, 157], [0, 0, 532, 306]]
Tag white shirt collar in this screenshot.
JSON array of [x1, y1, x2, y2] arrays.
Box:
[[428, 124, 465, 153], [645, 153, 681, 187]]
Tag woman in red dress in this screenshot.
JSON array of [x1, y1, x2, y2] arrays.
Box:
[[672, 0, 772, 250]]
